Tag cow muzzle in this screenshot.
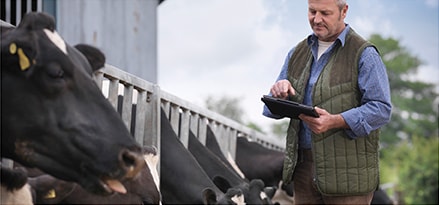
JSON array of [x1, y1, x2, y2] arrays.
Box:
[[99, 148, 145, 194], [119, 148, 145, 179]]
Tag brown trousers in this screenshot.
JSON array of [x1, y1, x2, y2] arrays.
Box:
[[292, 149, 374, 205]]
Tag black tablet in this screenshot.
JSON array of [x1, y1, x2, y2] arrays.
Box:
[[261, 95, 319, 119]]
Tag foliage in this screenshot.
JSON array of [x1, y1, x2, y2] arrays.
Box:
[[204, 95, 244, 123], [368, 34, 438, 204], [369, 34, 439, 146], [246, 122, 265, 133], [380, 136, 439, 204], [269, 119, 289, 139]]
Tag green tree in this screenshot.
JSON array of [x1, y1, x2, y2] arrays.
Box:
[[369, 34, 438, 205], [369, 34, 439, 146], [204, 95, 244, 123], [381, 136, 438, 204], [270, 119, 289, 139], [204, 95, 265, 132]]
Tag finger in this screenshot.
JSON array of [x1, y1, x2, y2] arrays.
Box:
[[271, 86, 282, 97], [289, 87, 296, 96]]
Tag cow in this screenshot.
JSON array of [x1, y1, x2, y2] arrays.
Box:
[[159, 109, 244, 205], [235, 137, 285, 188], [0, 166, 34, 205], [27, 145, 161, 204], [1, 11, 144, 197], [188, 129, 272, 205], [371, 188, 394, 205], [205, 126, 246, 179], [235, 136, 294, 204]]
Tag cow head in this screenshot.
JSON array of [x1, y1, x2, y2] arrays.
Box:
[[1, 12, 144, 194], [27, 146, 161, 204]]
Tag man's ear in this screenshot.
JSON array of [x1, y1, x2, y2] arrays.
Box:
[[342, 4, 348, 18], [74, 44, 106, 72]]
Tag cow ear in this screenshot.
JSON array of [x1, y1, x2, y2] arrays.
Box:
[[74, 44, 105, 72], [1, 42, 37, 77], [263, 186, 277, 199], [202, 188, 217, 205], [212, 175, 232, 193], [0, 166, 28, 191], [249, 179, 265, 190]]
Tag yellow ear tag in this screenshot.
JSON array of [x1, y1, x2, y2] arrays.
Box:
[[17, 48, 31, 71], [44, 189, 56, 199], [9, 43, 17, 54]]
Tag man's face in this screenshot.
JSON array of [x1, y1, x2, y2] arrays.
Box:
[[308, 0, 347, 42]]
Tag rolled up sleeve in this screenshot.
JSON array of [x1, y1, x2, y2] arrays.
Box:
[[341, 47, 392, 138]]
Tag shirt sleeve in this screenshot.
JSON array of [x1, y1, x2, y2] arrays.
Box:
[[341, 46, 392, 138], [262, 48, 296, 119]]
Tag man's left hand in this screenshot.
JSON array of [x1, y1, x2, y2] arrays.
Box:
[[299, 107, 349, 134]]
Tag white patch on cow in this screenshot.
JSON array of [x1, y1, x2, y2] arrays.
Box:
[[260, 191, 268, 200], [271, 181, 295, 205], [43, 29, 67, 54], [144, 153, 162, 205], [1, 184, 33, 205], [226, 152, 246, 179], [231, 194, 246, 205]]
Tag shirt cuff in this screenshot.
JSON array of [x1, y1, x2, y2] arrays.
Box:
[[341, 109, 369, 139]]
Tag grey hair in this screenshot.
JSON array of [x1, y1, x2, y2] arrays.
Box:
[[336, 0, 347, 10]]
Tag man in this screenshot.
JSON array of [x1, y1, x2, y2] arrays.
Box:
[[262, 0, 392, 204]]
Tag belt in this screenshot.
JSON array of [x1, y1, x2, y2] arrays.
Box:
[[297, 149, 313, 162]]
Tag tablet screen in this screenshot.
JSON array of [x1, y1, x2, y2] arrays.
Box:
[[261, 95, 319, 119]]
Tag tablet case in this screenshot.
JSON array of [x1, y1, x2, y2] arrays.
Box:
[[261, 95, 319, 119]]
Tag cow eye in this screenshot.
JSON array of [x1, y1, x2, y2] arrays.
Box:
[[47, 63, 64, 79]]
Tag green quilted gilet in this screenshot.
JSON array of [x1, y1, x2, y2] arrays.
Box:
[[282, 28, 380, 196]]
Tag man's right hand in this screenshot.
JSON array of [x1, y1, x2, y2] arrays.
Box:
[[270, 79, 296, 99]]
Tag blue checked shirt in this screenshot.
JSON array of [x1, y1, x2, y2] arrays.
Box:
[[263, 25, 392, 149]]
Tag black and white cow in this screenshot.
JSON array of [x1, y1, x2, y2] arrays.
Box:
[[188, 130, 272, 205], [28, 146, 161, 204], [235, 137, 285, 188], [1, 12, 144, 196], [160, 109, 244, 205], [205, 126, 246, 179], [235, 137, 294, 204]]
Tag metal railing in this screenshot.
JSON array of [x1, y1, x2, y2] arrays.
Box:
[[1, 0, 43, 26], [2, 63, 284, 173], [93, 64, 285, 162]]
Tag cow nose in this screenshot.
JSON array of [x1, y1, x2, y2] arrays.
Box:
[[120, 149, 145, 178]]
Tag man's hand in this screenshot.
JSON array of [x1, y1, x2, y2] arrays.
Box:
[[270, 80, 296, 99], [299, 107, 350, 134]]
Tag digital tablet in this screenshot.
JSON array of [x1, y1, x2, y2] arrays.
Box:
[[261, 95, 319, 119]]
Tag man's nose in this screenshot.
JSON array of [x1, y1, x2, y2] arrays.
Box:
[[313, 12, 323, 24]]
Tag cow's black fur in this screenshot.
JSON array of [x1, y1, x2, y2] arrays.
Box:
[[205, 126, 244, 176], [160, 108, 242, 204], [188, 130, 273, 204], [0, 166, 28, 191], [1, 12, 144, 195]]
